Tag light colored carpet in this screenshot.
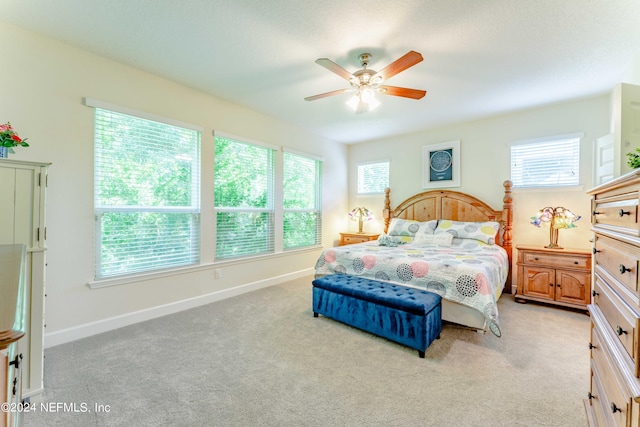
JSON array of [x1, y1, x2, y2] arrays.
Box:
[[24, 276, 589, 426]]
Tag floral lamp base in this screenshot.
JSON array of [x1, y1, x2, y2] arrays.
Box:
[[545, 227, 563, 250]]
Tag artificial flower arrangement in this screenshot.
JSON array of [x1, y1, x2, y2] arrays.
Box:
[[0, 122, 29, 152]]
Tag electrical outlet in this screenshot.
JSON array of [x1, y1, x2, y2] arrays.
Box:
[[214, 268, 222, 279]]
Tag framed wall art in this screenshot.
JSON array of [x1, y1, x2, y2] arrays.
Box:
[[422, 140, 461, 188]]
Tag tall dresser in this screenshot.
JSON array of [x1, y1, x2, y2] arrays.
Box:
[[0, 159, 49, 402], [585, 169, 640, 426]]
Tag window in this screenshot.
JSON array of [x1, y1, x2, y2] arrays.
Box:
[[93, 105, 201, 279], [357, 161, 389, 194], [510, 134, 581, 188], [214, 135, 275, 260], [283, 151, 322, 249]]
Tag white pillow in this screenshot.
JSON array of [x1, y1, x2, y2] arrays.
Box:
[[413, 232, 454, 246]]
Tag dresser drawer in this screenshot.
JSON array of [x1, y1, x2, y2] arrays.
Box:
[[590, 322, 631, 427], [593, 190, 639, 236], [595, 235, 640, 297], [593, 277, 640, 371], [522, 252, 590, 269]]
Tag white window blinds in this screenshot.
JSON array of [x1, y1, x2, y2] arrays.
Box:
[[283, 151, 322, 249], [93, 107, 201, 279], [358, 161, 389, 194], [214, 136, 275, 260], [510, 136, 581, 188]]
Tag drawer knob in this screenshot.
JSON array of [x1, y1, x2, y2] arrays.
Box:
[[611, 402, 622, 413], [592, 210, 601, 216], [592, 247, 601, 254], [618, 209, 631, 217], [619, 264, 631, 274], [616, 325, 628, 336], [587, 392, 594, 400], [588, 342, 597, 350], [592, 290, 599, 297]]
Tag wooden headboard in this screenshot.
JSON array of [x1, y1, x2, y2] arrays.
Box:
[[382, 180, 514, 289]]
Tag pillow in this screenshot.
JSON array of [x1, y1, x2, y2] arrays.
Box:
[[434, 220, 500, 245], [388, 218, 437, 238], [413, 232, 454, 246], [387, 218, 421, 238]]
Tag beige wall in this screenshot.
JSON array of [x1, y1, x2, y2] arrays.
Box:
[[0, 22, 348, 344], [348, 95, 612, 284]]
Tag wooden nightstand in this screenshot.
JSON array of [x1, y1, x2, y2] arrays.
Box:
[[339, 232, 380, 246], [515, 244, 591, 310]]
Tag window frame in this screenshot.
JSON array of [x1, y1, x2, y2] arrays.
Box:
[[510, 133, 583, 189], [357, 160, 390, 196], [87, 98, 202, 280], [213, 132, 277, 261], [283, 148, 323, 250]]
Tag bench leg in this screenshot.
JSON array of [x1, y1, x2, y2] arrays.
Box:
[[313, 312, 318, 318], [418, 350, 425, 358]]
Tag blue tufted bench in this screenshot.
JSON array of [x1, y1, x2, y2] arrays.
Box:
[[312, 274, 442, 358]]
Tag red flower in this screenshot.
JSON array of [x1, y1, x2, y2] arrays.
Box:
[[0, 121, 29, 149]]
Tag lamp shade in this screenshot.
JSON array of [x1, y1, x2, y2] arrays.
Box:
[[349, 207, 373, 233], [530, 206, 580, 249]]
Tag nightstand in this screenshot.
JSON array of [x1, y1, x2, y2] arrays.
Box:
[[339, 232, 380, 246], [515, 244, 591, 310]]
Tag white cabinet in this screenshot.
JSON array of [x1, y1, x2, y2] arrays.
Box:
[[612, 83, 640, 177], [0, 159, 49, 401]]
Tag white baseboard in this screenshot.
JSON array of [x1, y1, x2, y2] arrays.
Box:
[[44, 268, 314, 348]]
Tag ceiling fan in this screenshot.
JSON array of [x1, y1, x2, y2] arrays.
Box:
[[305, 51, 426, 113]]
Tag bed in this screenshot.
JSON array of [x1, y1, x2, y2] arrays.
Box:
[[314, 181, 513, 336]]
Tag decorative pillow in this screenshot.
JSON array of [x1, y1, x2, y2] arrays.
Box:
[[434, 220, 500, 245], [388, 218, 437, 238], [387, 218, 421, 238], [413, 232, 454, 246], [417, 219, 438, 235]]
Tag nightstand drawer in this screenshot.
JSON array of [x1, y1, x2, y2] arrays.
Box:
[[595, 235, 639, 296], [523, 252, 590, 269], [339, 233, 379, 246], [593, 277, 640, 367]]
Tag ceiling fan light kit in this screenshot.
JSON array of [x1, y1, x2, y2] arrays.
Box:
[[305, 50, 426, 114]]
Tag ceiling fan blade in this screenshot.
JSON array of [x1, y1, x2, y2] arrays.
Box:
[[372, 51, 423, 82], [378, 85, 426, 99], [304, 88, 351, 101], [315, 58, 354, 81]]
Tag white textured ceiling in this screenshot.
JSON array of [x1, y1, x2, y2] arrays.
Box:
[[2, 0, 640, 144]]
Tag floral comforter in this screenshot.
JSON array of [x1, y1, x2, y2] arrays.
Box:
[[314, 240, 509, 337]]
